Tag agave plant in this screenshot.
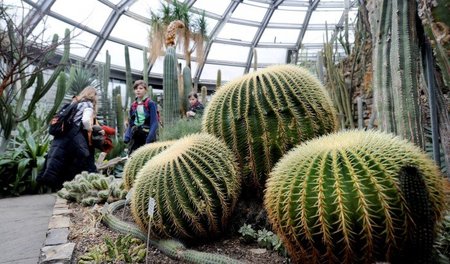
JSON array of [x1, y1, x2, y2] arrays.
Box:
[[264, 130, 446, 263], [131, 133, 240, 242]]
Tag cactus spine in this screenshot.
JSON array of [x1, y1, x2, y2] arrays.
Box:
[[163, 46, 180, 127], [264, 130, 446, 263], [202, 64, 338, 193], [131, 133, 240, 241], [123, 140, 175, 190]]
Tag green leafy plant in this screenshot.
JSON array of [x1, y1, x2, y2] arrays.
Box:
[[78, 234, 146, 264], [0, 110, 51, 196], [158, 118, 202, 141], [238, 224, 287, 256]]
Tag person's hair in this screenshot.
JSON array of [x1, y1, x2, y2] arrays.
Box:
[[188, 92, 198, 99], [133, 80, 148, 90], [76, 86, 98, 114]]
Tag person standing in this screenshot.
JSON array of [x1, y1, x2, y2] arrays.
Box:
[[186, 92, 204, 119], [124, 80, 159, 155], [37, 86, 100, 189]]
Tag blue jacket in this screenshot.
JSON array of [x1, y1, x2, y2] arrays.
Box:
[[124, 98, 158, 143]]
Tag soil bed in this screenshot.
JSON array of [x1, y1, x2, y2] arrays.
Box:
[[68, 202, 290, 263]]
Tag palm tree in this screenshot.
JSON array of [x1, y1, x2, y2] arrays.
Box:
[[148, 0, 208, 68]]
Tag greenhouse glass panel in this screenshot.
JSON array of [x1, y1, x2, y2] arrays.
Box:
[[193, 0, 231, 15], [110, 15, 149, 46], [260, 28, 300, 44], [309, 10, 343, 25], [3, 1, 32, 24], [231, 3, 266, 22], [270, 9, 306, 24], [50, 0, 111, 31], [302, 30, 332, 44], [150, 56, 164, 75], [200, 64, 244, 82], [255, 48, 287, 64], [129, 0, 161, 18], [208, 43, 250, 63], [217, 23, 258, 42], [97, 41, 144, 72]]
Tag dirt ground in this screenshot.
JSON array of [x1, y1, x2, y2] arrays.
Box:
[[68, 202, 290, 263]]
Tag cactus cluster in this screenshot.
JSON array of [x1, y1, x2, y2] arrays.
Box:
[[264, 130, 446, 263], [57, 172, 127, 206], [123, 140, 175, 190], [202, 64, 338, 193], [131, 133, 240, 241]]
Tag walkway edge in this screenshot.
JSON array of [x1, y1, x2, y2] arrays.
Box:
[[39, 197, 75, 264]]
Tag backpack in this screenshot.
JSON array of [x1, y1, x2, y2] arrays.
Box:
[[49, 102, 78, 137], [131, 98, 162, 126]]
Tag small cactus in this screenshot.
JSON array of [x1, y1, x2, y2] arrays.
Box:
[[264, 130, 446, 263], [123, 140, 175, 190], [131, 133, 240, 242], [202, 64, 338, 194]]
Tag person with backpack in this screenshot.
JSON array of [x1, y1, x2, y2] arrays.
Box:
[[124, 80, 159, 155], [37, 86, 100, 189]]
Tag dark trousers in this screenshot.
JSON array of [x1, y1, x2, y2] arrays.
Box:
[[128, 127, 148, 155]]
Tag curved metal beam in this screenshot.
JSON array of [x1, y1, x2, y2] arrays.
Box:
[[243, 0, 284, 73], [193, 0, 242, 82], [293, 0, 320, 64], [85, 0, 137, 65], [21, 0, 56, 37]]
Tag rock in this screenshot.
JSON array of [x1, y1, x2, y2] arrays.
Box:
[[249, 248, 267, 254]]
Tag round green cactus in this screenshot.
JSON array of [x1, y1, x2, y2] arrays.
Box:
[[123, 141, 175, 190], [264, 130, 446, 263], [131, 133, 240, 241], [202, 64, 338, 193]]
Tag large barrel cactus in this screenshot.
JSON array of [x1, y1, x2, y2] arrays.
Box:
[[131, 133, 240, 242], [123, 141, 175, 190], [264, 130, 446, 263], [202, 64, 338, 192]]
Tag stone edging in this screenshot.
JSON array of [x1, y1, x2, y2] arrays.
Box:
[[39, 196, 75, 264]]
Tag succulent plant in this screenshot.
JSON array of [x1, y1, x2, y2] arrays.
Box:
[[264, 130, 446, 263], [202, 64, 338, 193], [123, 140, 175, 190], [163, 46, 180, 127], [131, 133, 240, 241]]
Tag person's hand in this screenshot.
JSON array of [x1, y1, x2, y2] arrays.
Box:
[[186, 111, 195, 117], [99, 129, 105, 135]]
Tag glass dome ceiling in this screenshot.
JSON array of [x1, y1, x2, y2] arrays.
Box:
[[5, 0, 358, 85]]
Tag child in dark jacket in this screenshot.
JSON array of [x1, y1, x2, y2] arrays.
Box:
[[124, 80, 159, 155]]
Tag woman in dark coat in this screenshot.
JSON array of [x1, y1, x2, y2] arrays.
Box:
[[37, 86, 99, 189]]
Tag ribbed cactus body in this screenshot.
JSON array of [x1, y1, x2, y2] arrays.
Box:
[[182, 66, 192, 112], [264, 130, 445, 264], [131, 133, 240, 241], [163, 47, 179, 127], [123, 140, 175, 190], [202, 64, 338, 192]]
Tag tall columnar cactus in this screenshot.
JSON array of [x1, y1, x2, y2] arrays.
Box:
[[372, 0, 423, 146], [264, 130, 446, 264], [124, 45, 133, 110], [252, 48, 258, 71], [202, 64, 338, 193], [182, 65, 193, 113], [99, 50, 112, 126], [115, 93, 124, 140], [216, 69, 221, 91], [123, 140, 175, 190], [142, 47, 151, 98], [201, 86, 207, 105], [131, 133, 240, 242], [163, 46, 180, 127]]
